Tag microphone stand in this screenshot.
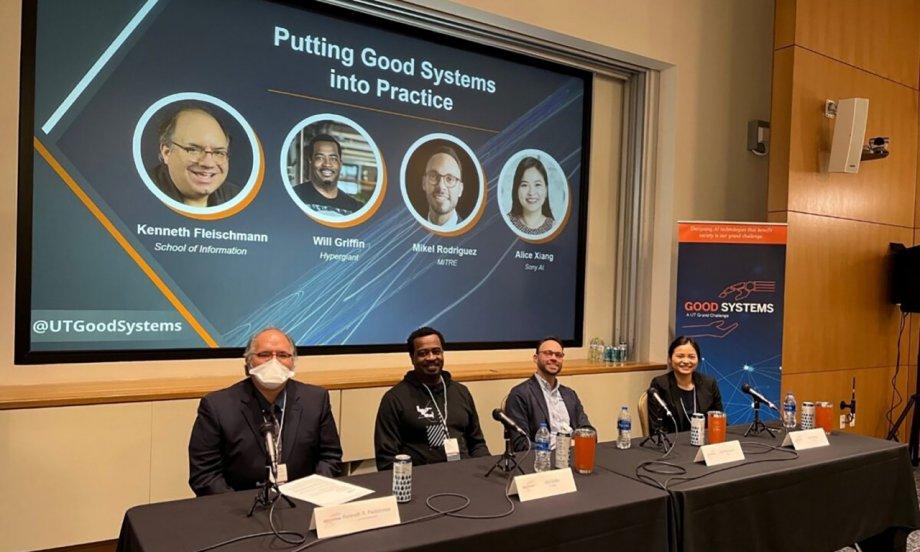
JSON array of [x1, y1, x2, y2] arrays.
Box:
[[485, 429, 525, 478], [744, 398, 776, 438], [249, 432, 297, 516], [640, 415, 672, 451]]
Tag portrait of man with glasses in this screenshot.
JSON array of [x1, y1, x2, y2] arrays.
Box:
[[151, 104, 241, 208], [421, 145, 465, 229], [504, 336, 591, 452]]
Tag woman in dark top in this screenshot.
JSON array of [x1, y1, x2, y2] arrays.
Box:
[[647, 336, 724, 433]]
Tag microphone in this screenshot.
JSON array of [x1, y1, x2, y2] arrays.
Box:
[[648, 388, 674, 419], [260, 420, 279, 479], [741, 384, 778, 411], [492, 408, 528, 436]]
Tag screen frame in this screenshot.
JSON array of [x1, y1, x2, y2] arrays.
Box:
[[14, 0, 593, 364]]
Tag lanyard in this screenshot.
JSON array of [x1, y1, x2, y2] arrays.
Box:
[[422, 376, 449, 434], [680, 388, 697, 424]]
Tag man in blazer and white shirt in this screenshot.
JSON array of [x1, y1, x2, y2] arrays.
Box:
[[505, 337, 591, 452], [188, 327, 342, 496]]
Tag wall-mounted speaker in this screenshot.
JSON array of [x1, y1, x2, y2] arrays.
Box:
[[828, 98, 869, 173], [890, 243, 920, 313]]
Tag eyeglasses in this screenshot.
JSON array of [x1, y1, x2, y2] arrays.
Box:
[[252, 351, 294, 361], [424, 170, 461, 189], [170, 141, 229, 162], [539, 350, 565, 359]]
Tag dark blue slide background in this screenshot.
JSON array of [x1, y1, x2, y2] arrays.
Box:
[[28, 0, 589, 353]]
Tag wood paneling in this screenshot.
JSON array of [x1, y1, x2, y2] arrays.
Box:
[[782, 47, 918, 226], [0, 360, 664, 410], [774, 0, 796, 50], [38, 541, 115, 552], [782, 212, 912, 373], [768, 47, 795, 212], [782, 364, 909, 439], [792, 0, 920, 89]]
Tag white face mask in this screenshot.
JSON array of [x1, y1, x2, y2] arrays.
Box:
[[249, 357, 294, 390]]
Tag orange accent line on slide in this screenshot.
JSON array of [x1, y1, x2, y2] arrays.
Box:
[[33, 136, 218, 348]]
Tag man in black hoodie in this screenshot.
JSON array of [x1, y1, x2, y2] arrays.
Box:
[[374, 327, 490, 470]]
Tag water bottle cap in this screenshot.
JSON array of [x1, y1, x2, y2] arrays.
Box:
[[539, 422, 547, 428]]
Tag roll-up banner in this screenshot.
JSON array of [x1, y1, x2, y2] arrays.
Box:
[[675, 222, 787, 424]]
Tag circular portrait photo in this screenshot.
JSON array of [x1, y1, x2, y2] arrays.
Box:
[[133, 93, 261, 219], [281, 114, 385, 228], [498, 150, 570, 242], [400, 134, 485, 236]]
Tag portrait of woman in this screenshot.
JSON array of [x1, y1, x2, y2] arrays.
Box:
[[507, 156, 555, 235], [646, 336, 724, 433]]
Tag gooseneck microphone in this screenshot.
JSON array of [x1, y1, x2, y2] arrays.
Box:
[[492, 408, 528, 435], [648, 388, 674, 419], [741, 383, 778, 411], [260, 420, 279, 478]]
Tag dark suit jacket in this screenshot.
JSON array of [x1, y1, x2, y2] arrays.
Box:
[[505, 375, 591, 451], [188, 378, 342, 496], [647, 371, 724, 433]]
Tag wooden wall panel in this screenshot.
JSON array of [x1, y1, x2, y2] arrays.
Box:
[[792, 0, 920, 89], [782, 212, 911, 373], [768, 47, 794, 213], [774, 0, 796, 50], [782, 364, 909, 439], [781, 47, 918, 226]]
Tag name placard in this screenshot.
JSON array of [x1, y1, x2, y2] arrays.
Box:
[[693, 440, 745, 466], [507, 468, 577, 502], [781, 428, 830, 450], [309, 495, 400, 539]]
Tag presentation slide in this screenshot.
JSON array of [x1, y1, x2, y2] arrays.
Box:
[[18, 0, 591, 362]]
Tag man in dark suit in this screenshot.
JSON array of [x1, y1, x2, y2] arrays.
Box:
[[505, 337, 591, 452], [188, 327, 342, 496]]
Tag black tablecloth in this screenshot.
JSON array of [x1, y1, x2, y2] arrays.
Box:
[[595, 426, 920, 552], [117, 454, 670, 552]]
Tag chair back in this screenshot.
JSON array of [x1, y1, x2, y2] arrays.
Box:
[[637, 392, 649, 435]]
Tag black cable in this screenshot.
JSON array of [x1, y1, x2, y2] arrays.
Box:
[[426, 491, 516, 519], [193, 492, 306, 552], [887, 312, 909, 432], [290, 490, 503, 551], [661, 413, 678, 458], [667, 442, 798, 491], [269, 496, 308, 545], [194, 529, 304, 552]]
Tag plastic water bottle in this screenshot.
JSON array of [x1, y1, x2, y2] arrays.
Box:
[[534, 423, 552, 472], [604, 345, 615, 366], [589, 337, 600, 363], [783, 392, 797, 429], [617, 406, 632, 449]]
